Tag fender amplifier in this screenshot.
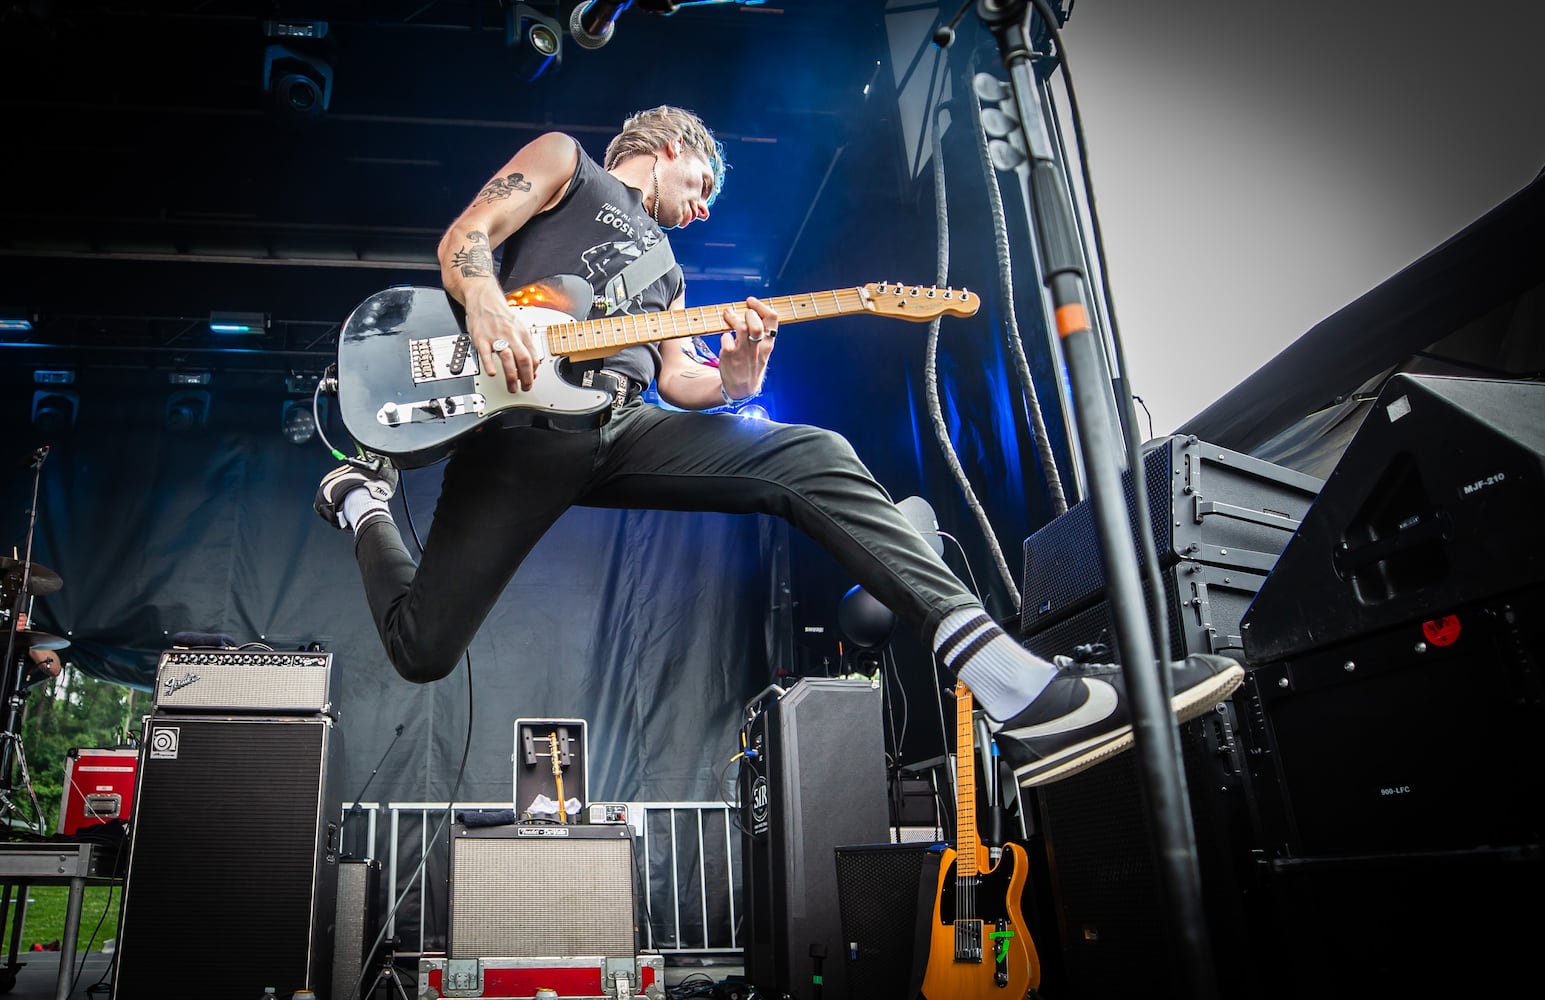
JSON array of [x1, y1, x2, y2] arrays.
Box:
[[448, 822, 637, 960], [153, 648, 332, 713]]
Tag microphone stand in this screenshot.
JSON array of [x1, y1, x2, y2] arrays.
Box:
[[344, 722, 405, 856], [972, 3, 1219, 997]]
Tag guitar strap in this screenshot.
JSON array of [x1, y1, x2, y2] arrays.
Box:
[[595, 237, 677, 316]]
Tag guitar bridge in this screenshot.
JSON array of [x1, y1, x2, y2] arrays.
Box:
[[376, 393, 487, 427]]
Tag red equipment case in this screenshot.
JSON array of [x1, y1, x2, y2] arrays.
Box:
[[419, 955, 664, 999], [57, 746, 138, 835]]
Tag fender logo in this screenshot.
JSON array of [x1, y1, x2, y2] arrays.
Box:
[[163, 672, 201, 694]]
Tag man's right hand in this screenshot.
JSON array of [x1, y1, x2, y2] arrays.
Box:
[[467, 286, 539, 393]]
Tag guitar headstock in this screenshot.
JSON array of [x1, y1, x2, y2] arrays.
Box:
[[863, 282, 979, 322]]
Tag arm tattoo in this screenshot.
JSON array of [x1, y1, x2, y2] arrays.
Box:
[[473, 171, 534, 206], [450, 231, 494, 278]]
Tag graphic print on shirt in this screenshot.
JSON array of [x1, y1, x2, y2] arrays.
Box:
[[580, 199, 665, 316]]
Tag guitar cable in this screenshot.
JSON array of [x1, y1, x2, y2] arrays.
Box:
[[309, 366, 479, 999], [311, 366, 390, 473]]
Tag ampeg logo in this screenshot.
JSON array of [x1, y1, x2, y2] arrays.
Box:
[[148, 727, 180, 760]]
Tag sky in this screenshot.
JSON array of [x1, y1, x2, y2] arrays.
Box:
[[1051, 0, 1543, 437]]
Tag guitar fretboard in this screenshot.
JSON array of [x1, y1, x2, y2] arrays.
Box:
[[544, 287, 876, 360], [955, 682, 980, 877]]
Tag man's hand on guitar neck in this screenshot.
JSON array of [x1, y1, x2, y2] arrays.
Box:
[[715, 295, 780, 402]]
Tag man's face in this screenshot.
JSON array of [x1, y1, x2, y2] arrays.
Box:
[[658, 145, 717, 229]]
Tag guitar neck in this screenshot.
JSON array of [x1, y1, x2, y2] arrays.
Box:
[[544, 287, 873, 362], [954, 681, 980, 876]]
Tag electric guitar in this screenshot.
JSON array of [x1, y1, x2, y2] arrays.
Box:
[[549, 731, 566, 825], [333, 277, 978, 468], [920, 681, 1041, 1000]]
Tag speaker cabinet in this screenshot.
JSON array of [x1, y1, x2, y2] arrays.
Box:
[[739, 678, 889, 1000], [114, 715, 339, 1000], [447, 823, 636, 959], [1243, 373, 1545, 662], [333, 857, 383, 1000], [1021, 433, 1321, 640], [834, 843, 939, 1000]]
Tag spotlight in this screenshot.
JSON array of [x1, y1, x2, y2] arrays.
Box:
[[737, 403, 770, 421], [166, 390, 210, 430], [0, 307, 34, 332], [262, 40, 333, 121], [209, 311, 267, 335], [506, 3, 562, 81], [281, 399, 324, 445], [31, 390, 77, 433]]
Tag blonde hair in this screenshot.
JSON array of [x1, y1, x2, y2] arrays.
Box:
[[604, 105, 727, 204]]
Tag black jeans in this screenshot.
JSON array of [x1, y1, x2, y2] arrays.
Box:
[[354, 401, 979, 683]]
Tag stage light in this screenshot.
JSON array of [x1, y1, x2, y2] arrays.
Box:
[[209, 311, 267, 335], [281, 398, 328, 445], [166, 390, 210, 430], [31, 390, 77, 433], [262, 21, 333, 122], [506, 3, 562, 81], [737, 403, 770, 421]]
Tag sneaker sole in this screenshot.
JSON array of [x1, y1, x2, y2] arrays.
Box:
[[1014, 664, 1245, 789]]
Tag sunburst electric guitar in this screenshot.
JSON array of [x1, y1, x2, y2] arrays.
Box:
[[334, 277, 977, 468], [921, 681, 1041, 1000]]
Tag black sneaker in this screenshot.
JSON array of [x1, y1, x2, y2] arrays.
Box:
[[314, 458, 399, 530], [992, 654, 1245, 788]]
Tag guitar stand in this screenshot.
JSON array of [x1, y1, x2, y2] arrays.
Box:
[[366, 939, 413, 1000]]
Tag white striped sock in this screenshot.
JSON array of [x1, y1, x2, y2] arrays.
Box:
[[932, 606, 1057, 720]]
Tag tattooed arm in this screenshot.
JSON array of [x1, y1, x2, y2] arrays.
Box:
[[437, 131, 579, 392]]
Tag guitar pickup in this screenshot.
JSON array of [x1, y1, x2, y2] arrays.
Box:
[[377, 394, 487, 426]]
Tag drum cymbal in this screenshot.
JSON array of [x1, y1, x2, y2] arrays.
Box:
[[14, 629, 70, 651], [0, 556, 62, 596]]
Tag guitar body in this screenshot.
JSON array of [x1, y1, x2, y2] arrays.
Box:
[[921, 842, 1040, 1000], [336, 285, 612, 469]]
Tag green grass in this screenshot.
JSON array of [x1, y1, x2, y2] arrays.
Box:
[[11, 885, 121, 953]]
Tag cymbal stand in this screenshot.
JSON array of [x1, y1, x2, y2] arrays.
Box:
[[0, 447, 50, 835]]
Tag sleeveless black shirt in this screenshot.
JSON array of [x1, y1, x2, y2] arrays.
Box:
[[497, 138, 682, 389]]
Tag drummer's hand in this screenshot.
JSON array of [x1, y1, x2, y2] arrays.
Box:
[[28, 647, 61, 678]]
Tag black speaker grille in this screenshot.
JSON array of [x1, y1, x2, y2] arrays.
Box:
[[116, 716, 335, 1000], [835, 843, 935, 1000]]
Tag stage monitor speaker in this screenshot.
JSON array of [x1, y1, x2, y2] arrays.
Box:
[[1021, 434, 1321, 641], [739, 678, 889, 1000], [114, 715, 339, 1000], [447, 822, 636, 959], [334, 857, 383, 1000], [1242, 373, 1545, 663], [834, 842, 939, 1000]]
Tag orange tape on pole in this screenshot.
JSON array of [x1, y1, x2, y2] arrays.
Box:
[[1054, 303, 1090, 339]]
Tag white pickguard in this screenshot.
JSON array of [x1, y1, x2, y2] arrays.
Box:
[[377, 304, 611, 429]]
